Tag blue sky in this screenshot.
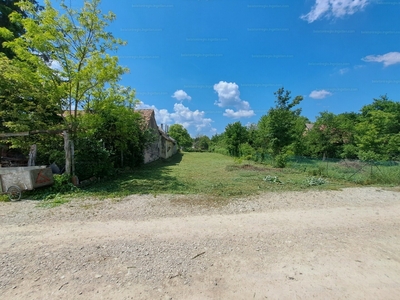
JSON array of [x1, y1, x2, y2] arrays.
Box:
[[50, 0, 400, 136]]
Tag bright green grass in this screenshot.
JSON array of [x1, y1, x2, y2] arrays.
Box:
[[78, 152, 349, 199], [22, 152, 399, 206]]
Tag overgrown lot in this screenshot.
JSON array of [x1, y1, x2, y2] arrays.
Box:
[[9, 151, 397, 207], [76, 152, 347, 198]]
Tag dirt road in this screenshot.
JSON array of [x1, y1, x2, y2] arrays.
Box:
[[1, 187, 400, 299]]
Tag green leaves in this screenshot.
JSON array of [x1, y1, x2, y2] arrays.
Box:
[[224, 122, 248, 157], [168, 124, 192, 149], [258, 87, 305, 157], [0, 55, 61, 134], [4, 0, 128, 129]]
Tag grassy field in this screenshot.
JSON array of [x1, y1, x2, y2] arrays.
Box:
[[78, 152, 351, 198], [8, 151, 397, 206]]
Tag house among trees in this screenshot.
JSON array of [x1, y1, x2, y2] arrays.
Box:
[[138, 109, 178, 163]]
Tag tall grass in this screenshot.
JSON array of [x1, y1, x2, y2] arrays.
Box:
[[287, 156, 400, 185]]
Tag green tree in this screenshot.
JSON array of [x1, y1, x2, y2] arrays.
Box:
[[193, 135, 211, 151], [0, 53, 64, 164], [4, 0, 127, 133], [209, 132, 229, 155], [0, 55, 61, 133], [355, 96, 400, 161], [224, 121, 248, 157], [303, 112, 358, 159], [168, 124, 192, 149], [0, 0, 42, 58], [258, 87, 304, 157], [79, 85, 147, 169], [246, 123, 260, 149], [1, 0, 148, 178]]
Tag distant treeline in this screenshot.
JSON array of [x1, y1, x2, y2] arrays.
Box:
[[206, 88, 400, 167]]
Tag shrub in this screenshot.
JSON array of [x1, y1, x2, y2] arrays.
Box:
[[239, 143, 255, 159], [49, 174, 78, 193], [74, 137, 113, 180], [273, 153, 289, 168]]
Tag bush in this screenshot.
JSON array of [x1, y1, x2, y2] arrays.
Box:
[[273, 153, 289, 168], [212, 146, 229, 156], [49, 174, 78, 193], [74, 137, 113, 180], [239, 143, 255, 159]]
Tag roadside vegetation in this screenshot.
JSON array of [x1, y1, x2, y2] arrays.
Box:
[[18, 151, 398, 207]]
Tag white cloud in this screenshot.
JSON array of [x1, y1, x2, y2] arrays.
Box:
[[339, 68, 349, 75], [301, 0, 369, 23], [171, 89, 191, 101], [362, 52, 400, 67], [213, 81, 255, 118], [137, 101, 215, 134], [309, 89, 333, 99], [223, 109, 255, 119]]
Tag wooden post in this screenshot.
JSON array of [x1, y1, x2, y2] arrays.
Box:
[[71, 140, 75, 176], [63, 131, 71, 175], [28, 144, 37, 166]]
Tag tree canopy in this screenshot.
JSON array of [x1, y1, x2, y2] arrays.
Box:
[[168, 124, 192, 149], [3, 0, 127, 134], [258, 87, 305, 157], [0, 0, 151, 178], [209, 89, 400, 164], [0, 0, 42, 58]]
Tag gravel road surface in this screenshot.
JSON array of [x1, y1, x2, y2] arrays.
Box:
[[1, 187, 399, 299]]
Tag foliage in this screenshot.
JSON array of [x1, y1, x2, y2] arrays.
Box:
[[79, 85, 147, 168], [305, 176, 327, 186], [168, 124, 192, 149], [0, 0, 42, 58], [74, 137, 113, 180], [193, 135, 211, 151], [273, 152, 289, 168], [4, 0, 127, 133], [211, 90, 399, 165], [355, 95, 400, 161], [1, 0, 151, 179], [303, 111, 358, 159], [239, 142, 255, 160], [0, 55, 62, 134], [263, 175, 282, 184], [48, 173, 78, 193], [258, 87, 304, 158], [224, 121, 248, 157]]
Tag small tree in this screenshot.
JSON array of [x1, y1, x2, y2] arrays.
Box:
[[259, 88, 303, 156], [224, 121, 248, 157]]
